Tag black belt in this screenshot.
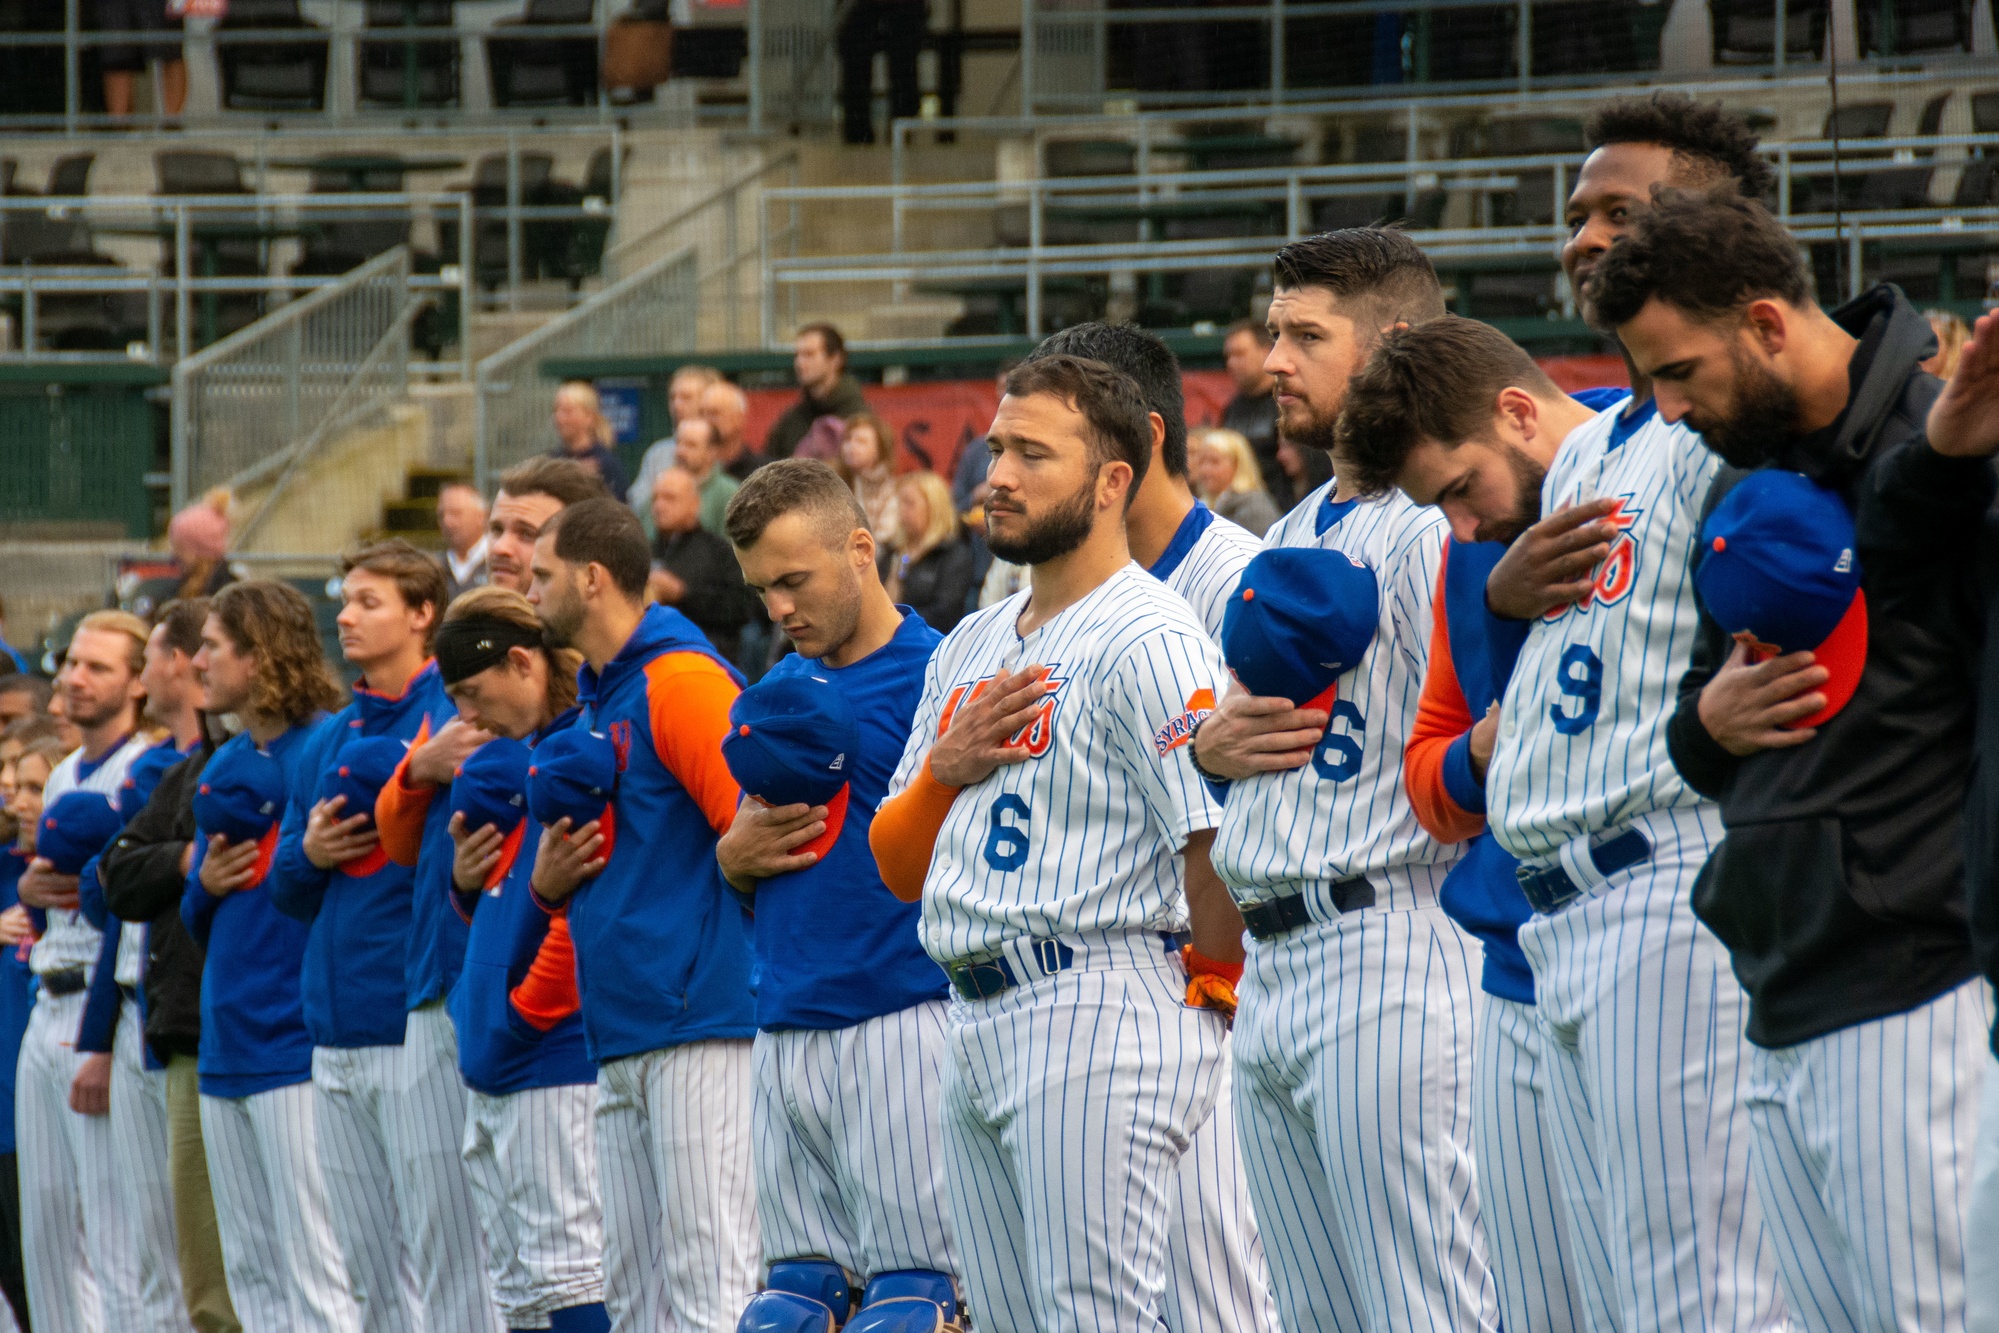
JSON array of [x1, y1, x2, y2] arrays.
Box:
[[39, 968, 86, 997], [1240, 876, 1375, 941], [1516, 828, 1653, 916], [944, 932, 1187, 1003]]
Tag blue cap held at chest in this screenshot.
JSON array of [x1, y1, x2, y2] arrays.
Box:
[[722, 672, 859, 862], [1696, 468, 1868, 729], [526, 725, 618, 859], [1221, 547, 1380, 711], [316, 735, 406, 877], [37, 791, 122, 876], [451, 737, 531, 891], [193, 744, 287, 887]]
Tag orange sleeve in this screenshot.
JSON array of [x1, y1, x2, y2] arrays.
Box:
[[375, 719, 437, 868], [1405, 547, 1486, 845], [868, 757, 962, 904], [508, 910, 581, 1032], [645, 652, 742, 836]]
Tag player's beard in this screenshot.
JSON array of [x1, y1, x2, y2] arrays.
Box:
[[1483, 444, 1549, 545], [1690, 348, 1800, 470], [986, 478, 1097, 567], [62, 687, 129, 731], [535, 585, 586, 650]]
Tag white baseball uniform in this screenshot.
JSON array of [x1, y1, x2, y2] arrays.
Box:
[[1967, 1046, 1999, 1333], [1486, 401, 1787, 1333], [461, 1082, 604, 1327], [17, 734, 156, 1333], [1146, 501, 1279, 1333], [887, 564, 1233, 1333], [1212, 483, 1495, 1333]]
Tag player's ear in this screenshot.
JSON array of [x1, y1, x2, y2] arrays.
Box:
[[849, 524, 876, 571], [1743, 299, 1789, 358]]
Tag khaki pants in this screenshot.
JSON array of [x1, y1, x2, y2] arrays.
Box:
[[168, 1053, 242, 1333]]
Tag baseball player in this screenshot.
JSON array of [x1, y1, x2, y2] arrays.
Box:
[[713, 459, 960, 1330], [1600, 193, 1997, 1331], [1022, 322, 1275, 1333], [1189, 232, 1496, 1333], [1336, 315, 1637, 1333], [0, 723, 40, 1333], [270, 541, 496, 1333], [871, 354, 1242, 1332], [185, 581, 360, 1333], [14, 610, 158, 1333], [523, 497, 759, 1333]]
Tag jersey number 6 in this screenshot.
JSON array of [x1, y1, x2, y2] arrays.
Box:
[[1311, 700, 1367, 782], [1549, 644, 1603, 735], [983, 794, 1031, 871]]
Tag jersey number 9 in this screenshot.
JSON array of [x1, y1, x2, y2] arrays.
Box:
[[984, 794, 1031, 871], [1549, 645, 1603, 735]]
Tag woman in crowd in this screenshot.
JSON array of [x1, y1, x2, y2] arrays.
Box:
[[885, 470, 975, 634], [840, 412, 902, 547], [1189, 426, 1282, 536], [549, 380, 631, 500]]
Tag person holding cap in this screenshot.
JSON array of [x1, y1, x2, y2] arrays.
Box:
[[1595, 186, 1996, 1331], [716, 459, 960, 1331]]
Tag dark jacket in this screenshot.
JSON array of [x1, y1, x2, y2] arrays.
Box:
[[764, 375, 870, 461], [652, 525, 756, 661], [1966, 497, 1999, 1053], [550, 442, 631, 502], [100, 740, 217, 1061], [891, 535, 975, 635], [1667, 284, 1992, 1050]]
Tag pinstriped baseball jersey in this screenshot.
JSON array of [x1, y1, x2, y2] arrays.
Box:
[[1487, 402, 1722, 861], [1211, 483, 1457, 897], [30, 735, 149, 976], [1150, 502, 1262, 638], [887, 564, 1231, 963]]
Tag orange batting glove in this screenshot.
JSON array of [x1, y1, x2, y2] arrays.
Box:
[[1181, 943, 1243, 1025]]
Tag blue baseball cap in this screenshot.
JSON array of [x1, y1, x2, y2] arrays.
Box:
[[526, 725, 618, 858], [314, 735, 406, 877], [1221, 548, 1380, 710], [1697, 469, 1868, 729], [722, 673, 860, 861], [193, 743, 287, 887], [451, 738, 531, 891], [37, 791, 122, 876]]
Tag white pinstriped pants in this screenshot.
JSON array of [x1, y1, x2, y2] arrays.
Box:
[[462, 1082, 605, 1329], [1518, 849, 1788, 1333], [313, 1005, 501, 1333], [200, 1079, 361, 1333], [1469, 994, 1586, 1333], [751, 1000, 959, 1281], [1232, 903, 1498, 1333], [1745, 977, 1991, 1333], [106, 998, 191, 1331], [939, 938, 1225, 1333], [16, 990, 106, 1333], [1967, 1042, 1999, 1333], [1164, 1052, 1280, 1333], [595, 1039, 760, 1333]]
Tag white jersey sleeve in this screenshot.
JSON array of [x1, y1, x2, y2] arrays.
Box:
[[1486, 404, 1723, 862], [885, 566, 1231, 963], [1156, 511, 1261, 639], [1211, 484, 1458, 899], [29, 733, 150, 977]]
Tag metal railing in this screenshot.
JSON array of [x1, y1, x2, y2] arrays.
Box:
[[171, 245, 418, 520], [473, 244, 697, 492]]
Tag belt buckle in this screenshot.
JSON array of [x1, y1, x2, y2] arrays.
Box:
[[946, 955, 1014, 1002], [1516, 864, 1581, 916]]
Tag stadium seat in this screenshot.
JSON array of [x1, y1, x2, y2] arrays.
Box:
[[359, 0, 461, 108], [293, 157, 418, 279], [487, 0, 600, 108], [1860, 0, 1972, 55], [1478, 116, 1585, 228], [217, 0, 330, 110], [1712, 0, 1828, 63], [438, 153, 557, 287]]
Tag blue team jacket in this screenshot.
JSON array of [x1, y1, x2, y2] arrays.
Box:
[[0, 850, 34, 1152], [566, 604, 756, 1063], [272, 663, 453, 1049], [449, 708, 597, 1095], [750, 612, 950, 1031], [402, 714, 471, 1015], [184, 724, 323, 1098]]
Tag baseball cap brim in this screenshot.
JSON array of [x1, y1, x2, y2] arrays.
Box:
[[340, 844, 391, 878], [1791, 588, 1867, 730], [245, 824, 279, 889], [484, 820, 527, 892], [793, 783, 850, 862]]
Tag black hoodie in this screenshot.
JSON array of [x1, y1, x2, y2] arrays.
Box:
[[1667, 284, 1994, 1050]]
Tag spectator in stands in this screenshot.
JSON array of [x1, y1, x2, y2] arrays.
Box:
[[1924, 309, 1971, 378], [647, 467, 755, 662], [1274, 433, 1330, 510], [766, 324, 870, 461], [550, 379, 633, 500], [170, 490, 236, 599], [1189, 426, 1281, 536], [1220, 318, 1283, 505], [701, 379, 763, 481], [840, 412, 901, 546], [0, 602, 29, 677], [884, 470, 974, 634], [837, 0, 926, 144], [628, 365, 724, 516], [96, 0, 186, 119], [435, 482, 489, 602], [671, 417, 741, 537], [0, 677, 49, 728], [951, 365, 1013, 589]]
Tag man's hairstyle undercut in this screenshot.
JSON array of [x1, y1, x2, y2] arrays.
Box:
[[1585, 92, 1776, 200], [725, 458, 871, 551], [1027, 323, 1188, 477], [210, 580, 346, 723], [1000, 355, 1154, 495], [1585, 186, 1810, 329], [496, 455, 609, 507], [1338, 316, 1562, 495], [340, 539, 447, 652], [545, 498, 653, 600], [1270, 227, 1447, 333]]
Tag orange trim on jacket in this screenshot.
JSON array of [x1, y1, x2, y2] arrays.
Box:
[[375, 717, 436, 868], [508, 908, 581, 1031], [868, 757, 962, 903], [1405, 547, 1486, 845], [643, 652, 743, 836]]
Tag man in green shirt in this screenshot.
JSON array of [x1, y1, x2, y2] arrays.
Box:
[[672, 417, 741, 536], [764, 323, 870, 461]]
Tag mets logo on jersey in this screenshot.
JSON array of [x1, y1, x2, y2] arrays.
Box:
[[607, 720, 634, 772], [937, 664, 1068, 757], [1544, 492, 1643, 620], [1153, 688, 1216, 757]]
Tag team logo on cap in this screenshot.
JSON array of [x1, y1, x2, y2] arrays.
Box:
[[938, 665, 1067, 758], [1544, 492, 1643, 620]]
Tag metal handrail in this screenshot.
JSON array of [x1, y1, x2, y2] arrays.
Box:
[[603, 150, 801, 272]]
